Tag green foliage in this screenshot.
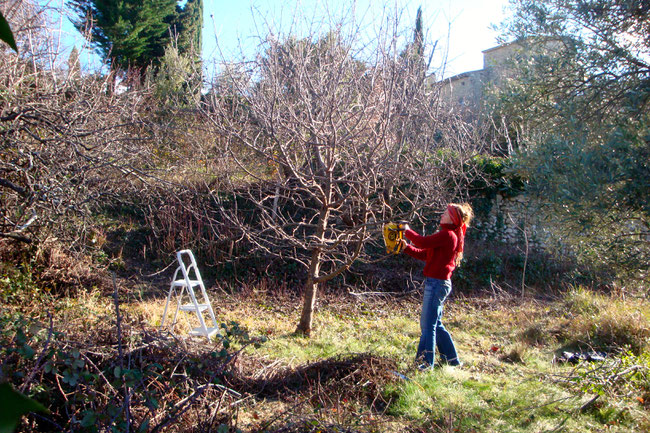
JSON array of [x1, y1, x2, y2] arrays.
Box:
[[453, 242, 579, 293], [0, 311, 252, 432], [455, 252, 504, 289], [512, 122, 649, 282], [566, 349, 650, 420], [0, 263, 40, 304], [399, 6, 425, 74], [149, 44, 202, 107], [466, 155, 524, 199], [67, 46, 80, 77], [515, 122, 649, 219], [69, 0, 203, 70], [498, 1, 650, 122], [493, 0, 650, 283], [0, 10, 17, 52], [173, 0, 202, 58], [0, 382, 48, 433]]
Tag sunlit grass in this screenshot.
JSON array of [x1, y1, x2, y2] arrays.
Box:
[[121, 286, 650, 432], [135, 293, 422, 365], [5, 262, 646, 433], [253, 309, 420, 364], [553, 286, 650, 354], [387, 364, 589, 432]]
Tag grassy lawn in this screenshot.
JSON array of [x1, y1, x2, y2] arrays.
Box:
[[2, 281, 648, 432], [126, 286, 650, 432]]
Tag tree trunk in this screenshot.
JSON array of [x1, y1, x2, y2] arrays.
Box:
[[295, 249, 321, 335], [295, 204, 329, 336]]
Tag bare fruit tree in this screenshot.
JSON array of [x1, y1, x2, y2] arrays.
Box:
[[208, 9, 481, 335]]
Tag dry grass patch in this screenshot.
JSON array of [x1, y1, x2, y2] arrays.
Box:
[[551, 287, 650, 354]]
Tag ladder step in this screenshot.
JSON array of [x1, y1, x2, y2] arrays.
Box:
[[172, 279, 202, 287], [179, 303, 210, 312], [189, 326, 221, 338]]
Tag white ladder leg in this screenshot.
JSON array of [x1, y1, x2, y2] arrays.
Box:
[[171, 286, 185, 329], [160, 266, 182, 331], [160, 284, 174, 330], [199, 282, 218, 329], [187, 280, 210, 337]]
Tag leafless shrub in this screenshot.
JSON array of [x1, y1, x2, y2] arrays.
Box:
[[0, 2, 178, 272], [142, 182, 241, 267], [0, 62, 154, 242]]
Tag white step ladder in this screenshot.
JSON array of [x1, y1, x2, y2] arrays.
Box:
[[160, 250, 220, 340]]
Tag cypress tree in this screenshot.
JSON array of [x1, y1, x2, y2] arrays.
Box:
[[173, 0, 202, 58], [67, 46, 80, 78], [170, 0, 203, 101], [413, 6, 423, 59], [69, 0, 177, 72]]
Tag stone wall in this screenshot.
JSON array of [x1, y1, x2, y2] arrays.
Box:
[[483, 42, 521, 68], [472, 193, 550, 250], [438, 69, 486, 108]]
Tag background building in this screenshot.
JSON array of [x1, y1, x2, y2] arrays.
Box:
[[438, 40, 524, 110]]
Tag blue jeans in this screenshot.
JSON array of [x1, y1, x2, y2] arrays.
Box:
[[416, 278, 459, 367]]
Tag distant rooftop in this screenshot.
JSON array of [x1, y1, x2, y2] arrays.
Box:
[[440, 69, 484, 83]]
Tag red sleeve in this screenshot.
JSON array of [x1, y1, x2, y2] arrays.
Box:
[[404, 244, 426, 261], [405, 228, 454, 250]]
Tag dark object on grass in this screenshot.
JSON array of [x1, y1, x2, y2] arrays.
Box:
[[555, 351, 607, 364]]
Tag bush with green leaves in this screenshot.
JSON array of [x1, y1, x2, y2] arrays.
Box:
[[512, 123, 649, 284], [490, 0, 650, 286], [465, 154, 525, 202], [148, 44, 202, 107], [0, 311, 258, 432], [564, 349, 650, 420]]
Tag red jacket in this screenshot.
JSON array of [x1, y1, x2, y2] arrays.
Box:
[[404, 224, 459, 280]]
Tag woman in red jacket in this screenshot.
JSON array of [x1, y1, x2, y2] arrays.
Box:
[[402, 203, 473, 369]]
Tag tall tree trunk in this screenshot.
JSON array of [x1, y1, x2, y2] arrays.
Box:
[[295, 204, 329, 336]]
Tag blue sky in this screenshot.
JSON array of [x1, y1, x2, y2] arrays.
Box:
[[56, 0, 511, 79]]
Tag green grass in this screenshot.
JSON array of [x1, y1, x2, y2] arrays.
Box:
[[119, 286, 650, 431], [5, 280, 649, 432], [247, 308, 420, 365], [386, 366, 607, 432]]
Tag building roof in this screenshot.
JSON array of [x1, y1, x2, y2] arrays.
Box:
[[481, 40, 518, 54], [440, 69, 484, 84]]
